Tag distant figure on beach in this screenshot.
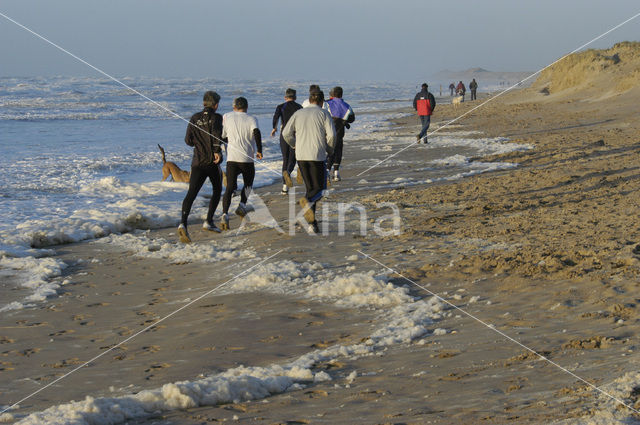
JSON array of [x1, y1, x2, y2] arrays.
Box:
[[449, 83, 455, 96], [439, 84, 442, 97], [412, 83, 436, 143], [325, 86, 355, 182], [271, 88, 302, 195], [178, 91, 224, 243], [282, 89, 336, 234], [302, 84, 321, 108], [469, 78, 478, 101], [219, 97, 263, 231], [456, 81, 466, 102]]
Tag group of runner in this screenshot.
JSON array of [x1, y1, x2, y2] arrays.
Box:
[[177, 85, 355, 242]]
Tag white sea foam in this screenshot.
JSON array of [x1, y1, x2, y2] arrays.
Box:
[[98, 232, 256, 264], [0, 256, 68, 312], [14, 260, 446, 424], [554, 372, 640, 424]]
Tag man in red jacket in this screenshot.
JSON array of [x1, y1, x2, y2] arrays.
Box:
[[413, 83, 436, 143]]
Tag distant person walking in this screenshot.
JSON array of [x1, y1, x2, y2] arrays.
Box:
[[178, 91, 224, 243], [282, 89, 336, 234], [469, 78, 478, 101], [449, 83, 455, 96], [271, 88, 302, 194], [456, 81, 466, 102], [412, 83, 436, 143], [324, 86, 355, 182], [219, 97, 263, 231]]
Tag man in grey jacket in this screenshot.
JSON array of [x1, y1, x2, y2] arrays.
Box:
[[282, 89, 336, 233]]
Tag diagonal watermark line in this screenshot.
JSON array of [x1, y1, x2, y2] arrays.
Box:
[[0, 249, 284, 416], [0, 11, 281, 178], [357, 250, 640, 415], [356, 10, 640, 177]]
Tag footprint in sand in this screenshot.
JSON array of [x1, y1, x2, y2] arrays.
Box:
[[86, 302, 110, 307], [259, 335, 282, 343], [49, 329, 75, 337], [0, 360, 14, 371], [304, 390, 329, 398], [0, 337, 15, 344]]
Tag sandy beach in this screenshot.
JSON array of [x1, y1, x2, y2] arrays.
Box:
[[3, 42, 640, 424]]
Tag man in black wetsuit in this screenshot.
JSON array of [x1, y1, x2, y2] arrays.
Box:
[[178, 91, 224, 243], [271, 88, 302, 194]]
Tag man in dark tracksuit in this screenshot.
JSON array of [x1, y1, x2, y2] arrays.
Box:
[[469, 78, 478, 101], [413, 83, 436, 143], [325, 86, 355, 182], [178, 91, 224, 243], [271, 88, 302, 194]]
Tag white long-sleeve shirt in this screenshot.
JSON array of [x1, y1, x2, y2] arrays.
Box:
[[282, 105, 336, 161]]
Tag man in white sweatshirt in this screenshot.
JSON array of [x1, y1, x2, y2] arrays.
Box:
[[282, 89, 336, 233]]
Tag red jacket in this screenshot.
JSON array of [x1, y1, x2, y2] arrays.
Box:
[[413, 89, 436, 116]]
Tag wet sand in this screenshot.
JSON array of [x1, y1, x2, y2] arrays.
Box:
[[3, 78, 640, 425]]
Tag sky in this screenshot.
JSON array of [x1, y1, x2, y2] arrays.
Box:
[[0, 0, 638, 82]]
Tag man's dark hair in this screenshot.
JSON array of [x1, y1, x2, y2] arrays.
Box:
[[309, 84, 320, 93], [330, 86, 343, 98], [203, 91, 220, 107], [309, 89, 324, 104], [233, 97, 248, 111], [421, 83, 428, 89], [285, 88, 297, 100]]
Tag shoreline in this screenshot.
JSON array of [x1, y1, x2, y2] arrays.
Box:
[[3, 85, 640, 424]]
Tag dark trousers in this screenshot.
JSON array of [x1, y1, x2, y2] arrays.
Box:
[[326, 125, 345, 171], [280, 136, 296, 183], [418, 115, 431, 139], [471, 89, 477, 100], [298, 160, 327, 213], [222, 161, 255, 214], [181, 164, 222, 225]]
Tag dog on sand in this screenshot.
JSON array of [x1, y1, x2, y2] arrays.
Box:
[[452, 96, 463, 110], [158, 144, 190, 183]]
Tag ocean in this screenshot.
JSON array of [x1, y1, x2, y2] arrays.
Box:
[[0, 76, 530, 313]]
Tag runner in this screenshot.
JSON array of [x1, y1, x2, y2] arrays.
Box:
[[301, 84, 321, 108], [324, 86, 355, 181], [271, 88, 302, 194], [177, 91, 224, 243], [282, 89, 336, 234], [220, 97, 263, 231]]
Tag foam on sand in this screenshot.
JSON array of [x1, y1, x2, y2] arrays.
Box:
[[14, 261, 446, 424], [98, 232, 256, 264]]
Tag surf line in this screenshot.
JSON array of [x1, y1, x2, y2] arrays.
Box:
[[0, 11, 281, 179], [358, 250, 640, 416], [0, 249, 285, 416], [357, 9, 640, 177]]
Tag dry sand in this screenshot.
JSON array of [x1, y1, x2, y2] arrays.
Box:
[[3, 43, 640, 424]]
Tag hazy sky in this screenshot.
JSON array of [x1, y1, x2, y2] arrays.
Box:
[[0, 0, 638, 82]]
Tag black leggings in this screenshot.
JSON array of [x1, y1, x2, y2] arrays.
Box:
[[298, 160, 326, 213], [326, 125, 345, 171], [223, 161, 255, 213], [181, 164, 223, 225], [280, 136, 296, 182]]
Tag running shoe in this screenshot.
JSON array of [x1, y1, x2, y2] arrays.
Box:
[[283, 170, 293, 188], [202, 221, 221, 233], [177, 223, 191, 243], [298, 197, 315, 224], [235, 203, 248, 217], [281, 184, 289, 195], [333, 170, 341, 182], [220, 213, 229, 231]]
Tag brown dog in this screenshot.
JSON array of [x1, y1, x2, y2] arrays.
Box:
[[158, 144, 191, 183]]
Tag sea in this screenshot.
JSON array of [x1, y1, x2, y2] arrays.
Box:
[[0, 76, 541, 424], [0, 76, 530, 313]]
